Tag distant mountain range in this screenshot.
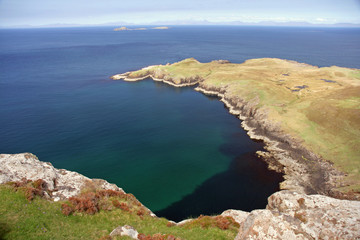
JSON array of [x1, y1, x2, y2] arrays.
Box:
[[149, 20, 360, 28], [2, 20, 359, 29]]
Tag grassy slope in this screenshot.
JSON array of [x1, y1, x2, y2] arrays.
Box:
[[130, 58, 360, 191], [0, 184, 238, 240]]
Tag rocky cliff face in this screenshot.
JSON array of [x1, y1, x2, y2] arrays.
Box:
[[194, 84, 345, 199], [0, 153, 124, 201], [1, 153, 359, 239], [111, 67, 204, 87]]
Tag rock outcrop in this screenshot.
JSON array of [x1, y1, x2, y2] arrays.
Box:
[[221, 191, 360, 239], [0, 153, 123, 201]]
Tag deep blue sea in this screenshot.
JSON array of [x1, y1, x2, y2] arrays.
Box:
[[1, 26, 359, 221]]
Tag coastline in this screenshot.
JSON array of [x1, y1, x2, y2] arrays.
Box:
[[111, 62, 358, 200], [194, 84, 343, 196], [111, 73, 200, 87]]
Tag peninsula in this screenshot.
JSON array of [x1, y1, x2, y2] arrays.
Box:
[[112, 58, 360, 198]]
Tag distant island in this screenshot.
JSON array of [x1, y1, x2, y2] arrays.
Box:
[[114, 26, 169, 31], [112, 58, 360, 199]]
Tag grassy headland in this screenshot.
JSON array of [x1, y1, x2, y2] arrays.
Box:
[[112, 58, 360, 194]]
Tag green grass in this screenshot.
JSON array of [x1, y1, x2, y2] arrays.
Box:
[[0, 184, 238, 240]]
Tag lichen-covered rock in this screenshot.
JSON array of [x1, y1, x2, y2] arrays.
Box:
[[0, 153, 124, 200], [221, 209, 249, 224], [110, 225, 139, 239], [235, 190, 360, 240]]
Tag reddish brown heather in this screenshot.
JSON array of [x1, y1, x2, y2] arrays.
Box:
[[61, 203, 73, 216], [7, 178, 50, 201], [96, 189, 122, 198], [119, 202, 131, 212], [112, 199, 121, 208], [69, 192, 99, 215]]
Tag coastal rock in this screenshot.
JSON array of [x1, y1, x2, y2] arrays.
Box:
[[0, 153, 123, 200], [211, 60, 231, 64], [235, 190, 360, 239], [221, 209, 249, 224], [110, 225, 139, 239]]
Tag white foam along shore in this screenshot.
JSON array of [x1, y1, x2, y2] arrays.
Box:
[[111, 73, 199, 87]]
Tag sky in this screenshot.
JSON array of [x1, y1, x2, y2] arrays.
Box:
[[0, 0, 360, 27]]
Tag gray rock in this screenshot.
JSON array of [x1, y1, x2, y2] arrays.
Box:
[[235, 190, 360, 240], [110, 225, 138, 239], [221, 209, 250, 224], [0, 153, 123, 200]]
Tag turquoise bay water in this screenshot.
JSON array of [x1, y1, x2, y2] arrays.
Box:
[[1, 26, 359, 220]]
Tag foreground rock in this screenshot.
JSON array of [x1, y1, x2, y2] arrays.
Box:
[[110, 225, 139, 239], [0, 153, 124, 200], [222, 191, 360, 239]]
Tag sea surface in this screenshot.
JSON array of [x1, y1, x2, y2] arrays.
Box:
[[1, 26, 359, 221]]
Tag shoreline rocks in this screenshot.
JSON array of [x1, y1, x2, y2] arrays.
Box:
[[194, 84, 346, 198]]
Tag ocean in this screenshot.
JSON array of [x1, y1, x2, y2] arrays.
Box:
[[1, 26, 359, 221]]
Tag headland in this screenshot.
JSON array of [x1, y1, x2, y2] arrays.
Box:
[[111, 58, 360, 198]]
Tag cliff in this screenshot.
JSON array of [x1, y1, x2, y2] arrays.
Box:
[[1, 153, 360, 239], [111, 58, 360, 198]]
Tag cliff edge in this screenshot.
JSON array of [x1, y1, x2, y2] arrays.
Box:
[[1, 153, 360, 239]]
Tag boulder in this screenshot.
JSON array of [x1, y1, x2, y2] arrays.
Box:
[[110, 225, 139, 239]]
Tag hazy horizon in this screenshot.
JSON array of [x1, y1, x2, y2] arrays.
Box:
[[1, 0, 360, 28]]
